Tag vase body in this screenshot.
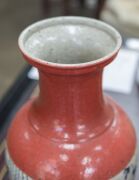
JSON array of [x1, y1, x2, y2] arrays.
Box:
[[6, 17, 137, 180]]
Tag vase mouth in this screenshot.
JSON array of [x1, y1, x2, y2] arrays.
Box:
[[18, 16, 122, 69]]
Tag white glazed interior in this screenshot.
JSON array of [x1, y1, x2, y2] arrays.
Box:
[[19, 16, 122, 65]]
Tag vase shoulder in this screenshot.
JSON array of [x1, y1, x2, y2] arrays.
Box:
[[7, 97, 136, 180]]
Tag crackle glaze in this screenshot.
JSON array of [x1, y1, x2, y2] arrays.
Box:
[[6, 17, 137, 179]]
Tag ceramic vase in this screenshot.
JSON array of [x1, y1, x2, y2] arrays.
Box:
[[6, 16, 137, 180]]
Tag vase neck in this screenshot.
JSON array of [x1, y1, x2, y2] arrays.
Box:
[[30, 69, 113, 143]]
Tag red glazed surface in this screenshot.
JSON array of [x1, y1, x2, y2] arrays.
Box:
[[7, 66, 136, 179], [7, 17, 136, 179]]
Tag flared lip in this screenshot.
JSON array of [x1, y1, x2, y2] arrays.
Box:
[[18, 16, 122, 70]]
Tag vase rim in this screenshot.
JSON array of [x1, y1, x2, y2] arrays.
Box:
[[18, 16, 122, 70]]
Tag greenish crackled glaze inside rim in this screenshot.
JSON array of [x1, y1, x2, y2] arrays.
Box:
[[18, 16, 122, 67]]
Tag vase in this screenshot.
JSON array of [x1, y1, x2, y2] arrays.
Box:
[[6, 16, 137, 180]]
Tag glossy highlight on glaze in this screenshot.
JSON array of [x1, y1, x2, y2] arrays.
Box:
[[6, 16, 136, 180]]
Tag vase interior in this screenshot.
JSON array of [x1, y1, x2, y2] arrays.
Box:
[[21, 17, 121, 64]]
